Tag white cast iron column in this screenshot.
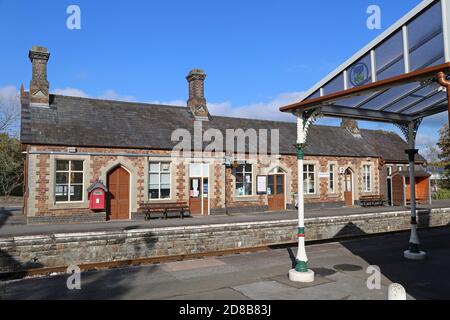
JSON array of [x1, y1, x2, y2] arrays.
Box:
[[289, 112, 316, 283]]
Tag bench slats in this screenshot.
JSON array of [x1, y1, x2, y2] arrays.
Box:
[[138, 202, 190, 220], [359, 195, 386, 207]]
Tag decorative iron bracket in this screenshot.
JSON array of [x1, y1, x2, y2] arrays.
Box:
[[394, 118, 423, 145], [296, 108, 322, 145]]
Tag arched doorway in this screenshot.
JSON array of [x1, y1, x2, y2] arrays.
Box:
[[107, 166, 130, 220], [268, 167, 286, 211], [344, 168, 353, 206]]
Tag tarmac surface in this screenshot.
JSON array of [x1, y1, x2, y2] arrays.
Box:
[[1, 227, 449, 300], [1, 200, 450, 237]]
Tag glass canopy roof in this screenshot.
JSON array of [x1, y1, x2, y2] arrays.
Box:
[[280, 0, 450, 123]]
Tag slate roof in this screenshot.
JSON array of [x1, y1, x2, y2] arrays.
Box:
[[20, 94, 425, 163]]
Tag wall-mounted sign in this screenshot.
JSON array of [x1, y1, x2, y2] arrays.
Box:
[[257, 175, 267, 194], [319, 172, 329, 179]]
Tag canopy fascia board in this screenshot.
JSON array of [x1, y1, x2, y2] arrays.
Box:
[[281, 62, 450, 114], [299, 0, 445, 102]]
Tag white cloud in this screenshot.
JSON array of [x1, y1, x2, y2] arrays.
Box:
[[98, 90, 136, 102], [53, 88, 89, 98], [207, 91, 306, 122], [147, 99, 186, 107], [52, 88, 136, 102], [0, 85, 18, 100]]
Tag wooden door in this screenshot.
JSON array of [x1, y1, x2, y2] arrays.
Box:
[[268, 174, 285, 211], [107, 167, 130, 220], [344, 169, 353, 206], [189, 178, 208, 215]]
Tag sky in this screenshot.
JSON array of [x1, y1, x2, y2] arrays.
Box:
[[0, 0, 446, 154]]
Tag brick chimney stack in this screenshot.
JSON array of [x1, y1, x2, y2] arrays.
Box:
[[29, 46, 50, 107], [186, 69, 209, 120], [341, 118, 361, 136]]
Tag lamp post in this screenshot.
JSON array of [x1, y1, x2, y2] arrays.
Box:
[[289, 115, 315, 283]]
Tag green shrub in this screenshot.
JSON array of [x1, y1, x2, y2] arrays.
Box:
[[433, 189, 450, 200]]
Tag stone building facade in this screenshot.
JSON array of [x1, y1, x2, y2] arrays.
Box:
[[20, 47, 427, 223]]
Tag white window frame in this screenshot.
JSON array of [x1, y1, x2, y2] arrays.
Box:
[[387, 165, 393, 177], [329, 164, 336, 193], [304, 164, 316, 195], [149, 161, 172, 200], [363, 165, 372, 192], [235, 164, 254, 197], [55, 160, 84, 203]]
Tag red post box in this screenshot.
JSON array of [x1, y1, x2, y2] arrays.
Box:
[[87, 180, 108, 211]]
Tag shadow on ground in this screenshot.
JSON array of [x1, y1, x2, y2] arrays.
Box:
[[0, 224, 159, 300], [339, 226, 450, 300]]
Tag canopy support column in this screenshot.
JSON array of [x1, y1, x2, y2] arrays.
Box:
[[289, 109, 321, 283], [395, 119, 426, 260]]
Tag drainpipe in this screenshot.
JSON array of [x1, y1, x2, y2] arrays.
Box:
[[437, 72, 450, 125]]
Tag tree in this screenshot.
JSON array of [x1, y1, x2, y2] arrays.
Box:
[[437, 124, 450, 188], [0, 134, 24, 198], [0, 90, 23, 198], [422, 144, 441, 166], [0, 92, 20, 137]]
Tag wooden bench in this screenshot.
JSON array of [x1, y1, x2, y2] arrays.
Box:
[[138, 202, 190, 220], [359, 195, 386, 207]]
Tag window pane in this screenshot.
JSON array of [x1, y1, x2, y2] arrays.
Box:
[[236, 174, 243, 183], [276, 175, 284, 194], [408, 2, 444, 71], [189, 163, 201, 177], [161, 173, 170, 185], [71, 161, 83, 171], [235, 165, 244, 174], [161, 162, 170, 172], [308, 181, 315, 194], [71, 185, 83, 201], [71, 172, 83, 184], [149, 162, 160, 172], [323, 73, 344, 95], [56, 160, 69, 171], [149, 174, 159, 185], [268, 175, 274, 195], [55, 185, 68, 202], [56, 172, 69, 184], [244, 164, 252, 173], [245, 173, 252, 184], [244, 183, 252, 195], [149, 189, 159, 199], [235, 183, 244, 196], [375, 30, 404, 81], [160, 188, 170, 199]]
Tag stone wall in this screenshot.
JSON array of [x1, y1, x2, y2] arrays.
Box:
[[1, 207, 449, 274]]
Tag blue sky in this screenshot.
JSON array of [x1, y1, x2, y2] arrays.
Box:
[[0, 0, 446, 154]]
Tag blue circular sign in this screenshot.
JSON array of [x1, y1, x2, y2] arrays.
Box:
[[349, 63, 370, 87]]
